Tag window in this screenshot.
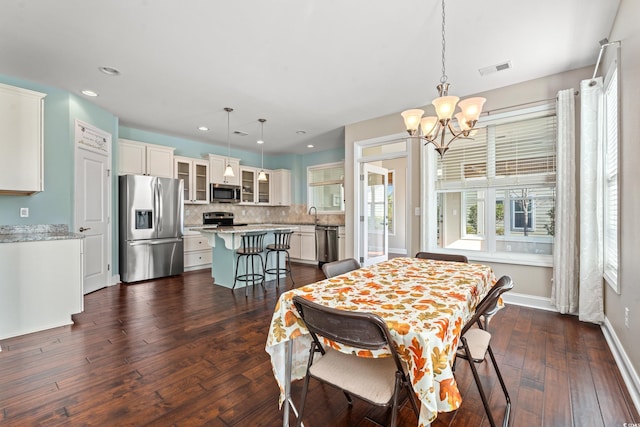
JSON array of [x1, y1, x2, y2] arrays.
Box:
[[307, 162, 344, 213], [430, 110, 556, 259], [387, 171, 395, 235], [603, 65, 619, 289]]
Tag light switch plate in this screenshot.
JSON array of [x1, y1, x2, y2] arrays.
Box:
[[20, 207, 29, 218]]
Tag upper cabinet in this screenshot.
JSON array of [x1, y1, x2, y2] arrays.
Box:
[[207, 154, 240, 186], [118, 138, 174, 178], [240, 166, 271, 205], [174, 156, 209, 204], [0, 83, 46, 195], [271, 169, 291, 206]]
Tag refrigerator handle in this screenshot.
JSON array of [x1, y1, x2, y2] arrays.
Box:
[[156, 179, 163, 233]]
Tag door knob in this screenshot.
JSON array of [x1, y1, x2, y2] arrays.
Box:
[[79, 227, 91, 232]]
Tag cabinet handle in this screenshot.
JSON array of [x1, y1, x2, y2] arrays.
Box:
[[79, 227, 91, 232]]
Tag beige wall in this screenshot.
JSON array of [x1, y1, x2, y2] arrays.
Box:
[[604, 0, 640, 391], [345, 66, 591, 297]]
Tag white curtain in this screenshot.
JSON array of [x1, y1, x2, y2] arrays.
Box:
[[551, 89, 579, 314], [578, 78, 604, 324]]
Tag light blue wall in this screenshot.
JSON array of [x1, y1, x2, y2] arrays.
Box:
[[118, 126, 345, 204], [0, 75, 118, 228]]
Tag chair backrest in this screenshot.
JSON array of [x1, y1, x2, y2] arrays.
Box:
[[415, 251, 468, 263], [292, 295, 406, 375], [240, 231, 266, 253], [462, 275, 514, 335], [272, 230, 294, 249], [321, 258, 361, 279]]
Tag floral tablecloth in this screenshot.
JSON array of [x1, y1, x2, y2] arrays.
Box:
[[265, 257, 496, 427]]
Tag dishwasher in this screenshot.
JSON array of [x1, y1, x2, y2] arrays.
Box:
[[315, 225, 339, 267]]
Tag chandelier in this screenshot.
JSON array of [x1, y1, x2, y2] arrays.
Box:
[[401, 0, 486, 157]]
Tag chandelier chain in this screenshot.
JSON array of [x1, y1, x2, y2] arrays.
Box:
[[440, 0, 447, 84]]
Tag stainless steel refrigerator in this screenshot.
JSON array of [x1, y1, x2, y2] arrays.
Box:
[[119, 175, 184, 283]]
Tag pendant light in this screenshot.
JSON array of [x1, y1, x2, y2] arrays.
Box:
[[223, 107, 235, 177], [257, 118, 267, 181]]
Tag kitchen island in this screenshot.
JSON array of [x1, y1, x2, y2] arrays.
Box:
[[194, 225, 298, 289]]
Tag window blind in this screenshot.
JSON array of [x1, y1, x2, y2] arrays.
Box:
[[603, 70, 619, 283]]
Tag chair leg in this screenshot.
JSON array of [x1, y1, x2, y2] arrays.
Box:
[[245, 254, 250, 297], [389, 372, 403, 427], [487, 345, 511, 427], [286, 250, 294, 284], [275, 250, 281, 288], [462, 337, 497, 427], [232, 255, 241, 290]]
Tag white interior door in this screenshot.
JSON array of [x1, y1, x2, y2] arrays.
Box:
[[74, 120, 111, 294], [361, 163, 388, 266]]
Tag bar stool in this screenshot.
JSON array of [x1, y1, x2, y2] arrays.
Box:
[[264, 230, 295, 288], [233, 231, 267, 296]]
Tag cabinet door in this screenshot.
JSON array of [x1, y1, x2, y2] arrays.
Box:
[[240, 168, 256, 204], [288, 232, 302, 259], [209, 154, 240, 185], [119, 140, 147, 175], [146, 145, 174, 178], [192, 159, 209, 203], [174, 157, 192, 202], [271, 169, 291, 206], [300, 233, 317, 260], [257, 170, 271, 204], [0, 83, 45, 194], [338, 227, 346, 260]]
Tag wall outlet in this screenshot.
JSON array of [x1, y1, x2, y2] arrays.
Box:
[[624, 307, 630, 329], [20, 207, 29, 218]]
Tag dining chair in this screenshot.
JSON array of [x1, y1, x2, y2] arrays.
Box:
[[456, 275, 513, 427], [415, 251, 469, 263], [291, 295, 420, 427], [321, 257, 361, 279], [232, 231, 267, 297]]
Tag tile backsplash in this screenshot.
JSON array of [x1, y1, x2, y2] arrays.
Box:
[[184, 203, 344, 226]]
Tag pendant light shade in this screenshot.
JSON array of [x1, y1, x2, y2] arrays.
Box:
[[257, 118, 267, 181], [223, 107, 235, 178]]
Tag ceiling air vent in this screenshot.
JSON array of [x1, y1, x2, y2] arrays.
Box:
[[479, 61, 512, 76]]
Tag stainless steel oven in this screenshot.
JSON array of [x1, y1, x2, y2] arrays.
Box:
[[210, 183, 240, 203]]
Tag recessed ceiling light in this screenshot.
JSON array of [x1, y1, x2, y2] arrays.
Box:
[[81, 90, 98, 97], [307, 144, 314, 148], [198, 126, 209, 131], [296, 130, 307, 135], [99, 66, 120, 76], [257, 140, 264, 144]]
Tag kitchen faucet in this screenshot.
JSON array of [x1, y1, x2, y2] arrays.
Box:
[[308, 206, 318, 224]]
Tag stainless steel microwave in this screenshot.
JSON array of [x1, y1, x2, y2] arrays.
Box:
[[210, 183, 241, 203]]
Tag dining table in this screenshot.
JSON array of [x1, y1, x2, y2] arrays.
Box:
[[264, 256, 497, 427]]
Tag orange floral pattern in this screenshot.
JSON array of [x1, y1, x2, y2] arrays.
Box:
[[265, 257, 496, 426]]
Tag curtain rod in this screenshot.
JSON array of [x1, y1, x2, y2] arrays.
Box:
[[591, 39, 621, 81], [482, 91, 578, 117]]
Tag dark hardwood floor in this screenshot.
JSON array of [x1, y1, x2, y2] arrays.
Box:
[[1, 264, 638, 426]]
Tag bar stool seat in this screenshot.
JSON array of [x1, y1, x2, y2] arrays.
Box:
[[233, 232, 267, 296], [264, 230, 294, 288]]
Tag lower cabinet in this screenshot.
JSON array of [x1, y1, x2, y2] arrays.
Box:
[[338, 226, 345, 260], [184, 231, 212, 271], [288, 225, 317, 263]]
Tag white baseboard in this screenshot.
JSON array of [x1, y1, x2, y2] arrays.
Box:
[[503, 292, 639, 414], [501, 292, 557, 312], [601, 317, 640, 414], [389, 248, 408, 255], [110, 274, 120, 286]]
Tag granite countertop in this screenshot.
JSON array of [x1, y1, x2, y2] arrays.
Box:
[[0, 224, 84, 244], [193, 224, 299, 234]]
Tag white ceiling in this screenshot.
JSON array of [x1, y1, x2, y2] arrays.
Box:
[[0, 0, 619, 155]]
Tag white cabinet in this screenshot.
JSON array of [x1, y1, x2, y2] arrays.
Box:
[[240, 166, 271, 205], [0, 83, 45, 195], [118, 139, 175, 178], [207, 154, 240, 186], [338, 226, 346, 260], [271, 169, 291, 206], [184, 230, 212, 271], [288, 225, 316, 262], [0, 239, 83, 340], [174, 156, 209, 204]]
